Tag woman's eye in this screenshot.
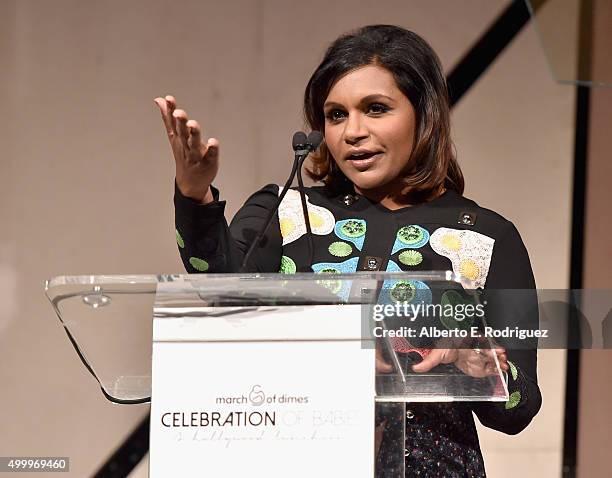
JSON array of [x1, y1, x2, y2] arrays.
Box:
[[368, 103, 389, 114], [325, 104, 388, 122], [325, 109, 346, 122]]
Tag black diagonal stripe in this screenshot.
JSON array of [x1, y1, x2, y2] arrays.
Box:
[[98, 3, 553, 476], [448, 0, 547, 106], [563, 0, 593, 475], [92, 414, 149, 478]]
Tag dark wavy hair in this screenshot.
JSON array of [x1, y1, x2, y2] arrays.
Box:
[[304, 24, 464, 198]]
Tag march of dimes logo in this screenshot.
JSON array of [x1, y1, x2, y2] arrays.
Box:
[[248, 385, 267, 406], [245, 384, 311, 407]]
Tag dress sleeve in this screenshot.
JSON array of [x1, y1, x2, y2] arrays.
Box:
[[174, 181, 282, 273], [470, 221, 543, 435]]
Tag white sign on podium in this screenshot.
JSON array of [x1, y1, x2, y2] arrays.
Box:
[[149, 303, 376, 478]]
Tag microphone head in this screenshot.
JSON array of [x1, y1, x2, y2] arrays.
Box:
[[292, 131, 308, 151], [306, 130, 324, 151]]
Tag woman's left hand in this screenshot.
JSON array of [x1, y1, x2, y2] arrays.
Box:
[[411, 339, 509, 378]]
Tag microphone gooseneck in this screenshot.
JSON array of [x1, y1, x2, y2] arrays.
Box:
[[239, 131, 323, 272], [296, 154, 314, 269]]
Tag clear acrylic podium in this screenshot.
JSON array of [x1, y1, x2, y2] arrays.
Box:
[[45, 271, 508, 477]]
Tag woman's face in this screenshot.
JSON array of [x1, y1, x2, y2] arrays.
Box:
[[323, 64, 417, 196]]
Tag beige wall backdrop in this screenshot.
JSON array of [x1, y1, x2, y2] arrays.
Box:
[[0, 1, 575, 477]]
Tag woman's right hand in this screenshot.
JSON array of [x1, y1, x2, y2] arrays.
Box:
[[154, 95, 219, 203]]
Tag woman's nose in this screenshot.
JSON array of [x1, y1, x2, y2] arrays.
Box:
[[344, 114, 369, 145]]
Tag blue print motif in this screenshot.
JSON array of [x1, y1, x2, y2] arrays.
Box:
[[379, 260, 432, 304], [311, 256, 359, 274], [334, 219, 366, 251], [391, 225, 430, 254], [311, 257, 359, 302]]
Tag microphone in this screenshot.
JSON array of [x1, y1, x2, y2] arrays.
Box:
[[292, 131, 323, 154], [292, 131, 308, 151], [239, 131, 323, 272], [306, 130, 323, 151]]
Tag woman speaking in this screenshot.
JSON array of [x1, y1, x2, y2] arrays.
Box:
[[155, 24, 541, 477]]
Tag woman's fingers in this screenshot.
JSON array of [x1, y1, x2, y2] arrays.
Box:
[[204, 137, 220, 162], [480, 348, 508, 373], [165, 95, 177, 133], [451, 348, 501, 377], [411, 346, 509, 378], [186, 121, 220, 166], [375, 345, 394, 373], [376, 357, 394, 373], [491, 348, 508, 371], [154, 96, 176, 138], [412, 349, 457, 373], [186, 120, 203, 156], [411, 352, 436, 373], [154, 95, 214, 160], [173, 109, 191, 153], [155, 95, 220, 201]]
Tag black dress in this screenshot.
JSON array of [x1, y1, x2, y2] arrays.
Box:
[[174, 182, 542, 477]]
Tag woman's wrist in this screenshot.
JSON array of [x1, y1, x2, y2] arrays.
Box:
[[176, 180, 213, 205], [201, 186, 215, 204]]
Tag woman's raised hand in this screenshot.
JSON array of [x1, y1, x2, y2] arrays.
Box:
[[154, 95, 219, 203]]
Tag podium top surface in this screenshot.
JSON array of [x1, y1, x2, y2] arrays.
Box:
[[44, 272, 507, 404]]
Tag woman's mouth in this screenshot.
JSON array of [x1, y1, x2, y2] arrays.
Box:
[[346, 152, 382, 171]]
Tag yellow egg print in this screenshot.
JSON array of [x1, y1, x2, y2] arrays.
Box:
[[277, 188, 335, 245]]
